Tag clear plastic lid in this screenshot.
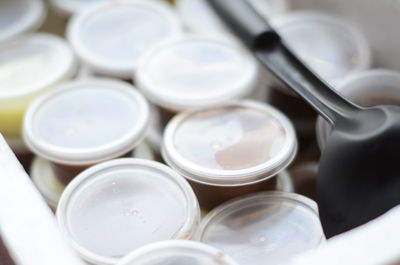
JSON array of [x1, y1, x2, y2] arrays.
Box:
[[23, 78, 150, 165], [272, 11, 371, 85], [162, 100, 297, 186], [197, 191, 325, 265], [57, 158, 200, 265], [67, 0, 182, 79], [176, 0, 288, 36], [31, 156, 65, 210], [136, 36, 259, 111], [0, 0, 46, 42], [316, 69, 400, 149], [0, 33, 77, 104], [117, 240, 240, 265]]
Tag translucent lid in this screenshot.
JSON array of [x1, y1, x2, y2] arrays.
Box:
[[57, 158, 200, 265], [0, 0, 46, 42], [176, 0, 287, 36], [0, 33, 76, 101], [197, 191, 325, 265], [67, 0, 182, 79], [117, 240, 240, 265], [162, 101, 297, 186], [23, 78, 150, 165], [136, 36, 259, 111], [31, 156, 65, 210], [316, 69, 400, 150], [272, 11, 371, 84]]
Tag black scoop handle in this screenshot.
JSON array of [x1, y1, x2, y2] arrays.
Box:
[[207, 0, 361, 126]]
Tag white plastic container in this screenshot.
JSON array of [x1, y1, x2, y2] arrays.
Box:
[[316, 69, 400, 149], [136, 36, 259, 113], [117, 240, 240, 265], [197, 191, 325, 265], [23, 78, 150, 184], [0, 0, 46, 42], [0, 33, 77, 138], [270, 11, 372, 94], [67, 0, 182, 79], [162, 100, 297, 210], [57, 158, 200, 265]]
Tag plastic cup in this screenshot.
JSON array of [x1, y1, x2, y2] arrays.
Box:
[[162, 100, 297, 210], [117, 240, 240, 265], [316, 69, 400, 150], [67, 0, 182, 79], [0, 33, 77, 138], [0, 0, 46, 42], [269, 11, 372, 95], [197, 191, 325, 265], [136, 35, 260, 125], [23, 78, 150, 185], [56, 158, 200, 265], [31, 157, 66, 211]]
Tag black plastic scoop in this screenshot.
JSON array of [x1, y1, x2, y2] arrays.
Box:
[[207, 0, 400, 238]]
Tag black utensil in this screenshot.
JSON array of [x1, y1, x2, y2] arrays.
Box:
[[207, 0, 400, 238]]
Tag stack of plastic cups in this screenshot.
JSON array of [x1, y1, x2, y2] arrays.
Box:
[[162, 100, 298, 211]]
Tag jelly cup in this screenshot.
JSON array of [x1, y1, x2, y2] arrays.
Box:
[[197, 191, 325, 265], [162, 100, 297, 210], [0, 33, 77, 138], [316, 69, 400, 150], [56, 158, 200, 265], [67, 0, 182, 79], [117, 240, 240, 265], [269, 11, 372, 95], [136, 35, 260, 124], [23, 78, 150, 185], [0, 0, 46, 42]]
